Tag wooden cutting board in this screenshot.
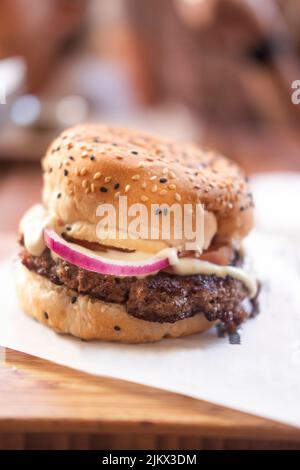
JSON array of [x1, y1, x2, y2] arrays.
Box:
[[0, 347, 300, 450]]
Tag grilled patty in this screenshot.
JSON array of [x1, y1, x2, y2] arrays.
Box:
[[20, 247, 254, 331]]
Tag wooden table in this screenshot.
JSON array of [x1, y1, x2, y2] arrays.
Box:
[[0, 161, 300, 450]]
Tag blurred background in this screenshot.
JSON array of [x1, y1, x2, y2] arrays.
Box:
[[1, 0, 300, 236]]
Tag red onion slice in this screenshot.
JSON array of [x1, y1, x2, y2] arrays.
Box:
[[44, 228, 170, 277]]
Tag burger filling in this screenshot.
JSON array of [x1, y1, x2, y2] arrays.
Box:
[[19, 242, 258, 334], [18, 205, 259, 335]]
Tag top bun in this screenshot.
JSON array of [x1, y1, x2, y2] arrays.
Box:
[[42, 124, 254, 251]]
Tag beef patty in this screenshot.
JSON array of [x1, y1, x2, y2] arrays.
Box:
[[20, 247, 256, 332]]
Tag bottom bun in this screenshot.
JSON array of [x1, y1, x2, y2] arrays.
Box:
[[16, 264, 215, 343]]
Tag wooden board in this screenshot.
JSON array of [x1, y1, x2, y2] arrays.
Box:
[[1, 348, 300, 445]]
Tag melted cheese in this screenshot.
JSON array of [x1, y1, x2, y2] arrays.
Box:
[[20, 204, 257, 297]]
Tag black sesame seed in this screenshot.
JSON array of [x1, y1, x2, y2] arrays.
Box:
[[159, 177, 167, 184], [64, 169, 69, 177], [100, 186, 108, 193], [155, 208, 162, 215], [112, 143, 118, 147], [49, 167, 53, 173], [90, 155, 95, 161], [114, 183, 120, 190], [71, 296, 77, 304], [68, 156, 74, 161], [131, 150, 139, 155], [57, 192, 62, 199], [114, 325, 121, 331], [93, 137, 100, 143], [66, 225, 72, 231], [44, 312, 49, 320]]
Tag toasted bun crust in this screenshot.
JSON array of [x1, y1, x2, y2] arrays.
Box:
[[16, 264, 214, 343], [42, 124, 254, 245]]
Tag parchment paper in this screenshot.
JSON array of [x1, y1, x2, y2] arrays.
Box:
[[1, 173, 300, 428]]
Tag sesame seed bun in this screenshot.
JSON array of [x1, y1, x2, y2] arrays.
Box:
[[16, 263, 214, 343], [42, 124, 254, 250]]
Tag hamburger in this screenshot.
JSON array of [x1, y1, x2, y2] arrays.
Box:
[[16, 124, 258, 343]]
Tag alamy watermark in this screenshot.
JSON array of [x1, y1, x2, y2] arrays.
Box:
[[95, 196, 205, 251], [291, 80, 300, 105]]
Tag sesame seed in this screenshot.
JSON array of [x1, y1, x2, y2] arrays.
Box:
[[64, 169, 69, 177], [44, 312, 49, 320], [90, 155, 95, 161], [82, 180, 88, 189], [159, 177, 167, 184], [169, 171, 176, 179], [162, 168, 168, 175], [114, 325, 121, 331], [132, 174, 140, 181], [116, 155, 123, 160], [151, 185, 158, 193], [91, 183, 95, 193], [81, 152, 88, 159], [168, 184, 176, 190], [67, 143, 73, 150], [49, 168, 53, 173], [80, 168, 87, 176], [149, 175, 157, 181], [66, 225, 72, 231], [57, 192, 62, 199], [71, 296, 77, 304], [194, 185, 201, 190], [175, 193, 181, 202], [104, 176, 112, 183], [93, 172, 101, 180], [141, 195, 149, 202], [114, 191, 121, 199], [114, 183, 120, 190], [146, 157, 153, 162], [131, 150, 139, 155], [85, 188, 90, 194], [100, 186, 108, 193], [68, 156, 74, 161], [141, 182, 147, 189], [159, 189, 167, 196], [125, 184, 130, 193]]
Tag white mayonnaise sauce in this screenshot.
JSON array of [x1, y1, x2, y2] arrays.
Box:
[[19, 204, 57, 257], [20, 204, 257, 297]]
